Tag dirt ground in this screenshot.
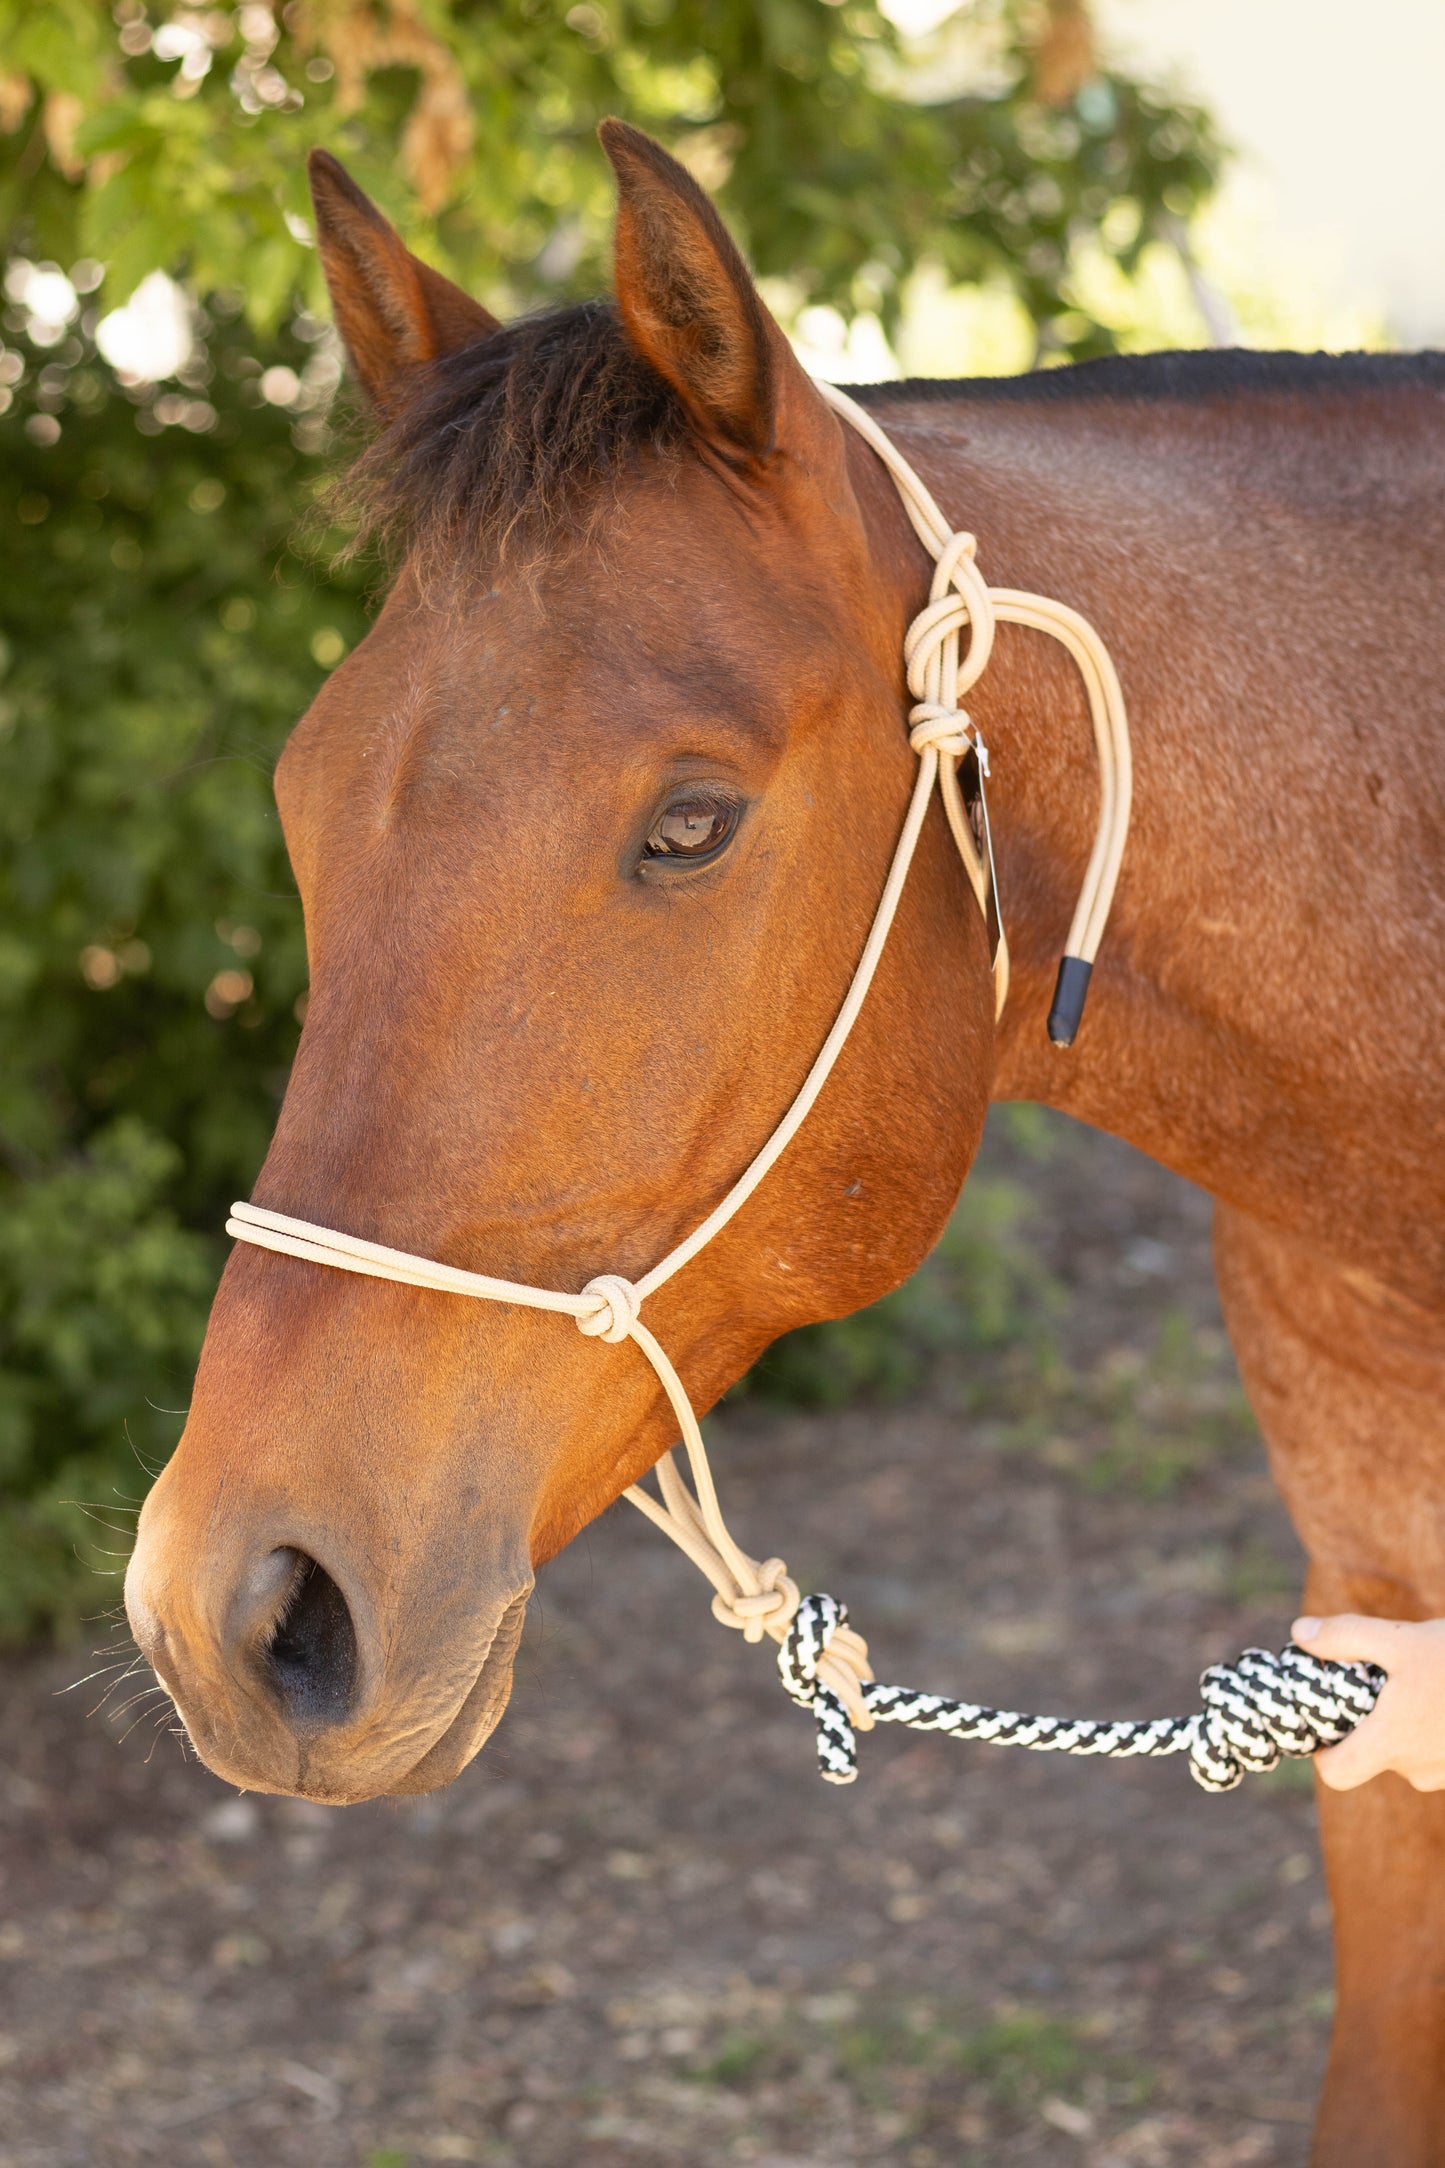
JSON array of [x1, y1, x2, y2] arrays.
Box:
[[0, 1113, 1333, 2168]]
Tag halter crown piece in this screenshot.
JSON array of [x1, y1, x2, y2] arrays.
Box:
[[228, 386, 1384, 1788]]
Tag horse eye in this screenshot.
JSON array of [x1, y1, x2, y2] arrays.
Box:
[[643, 794, 739, 862]]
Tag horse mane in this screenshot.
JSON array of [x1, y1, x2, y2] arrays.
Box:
[[871, 348, 1445, 406], [341, 299, 688, 571], [343, 314, 1445, 572]]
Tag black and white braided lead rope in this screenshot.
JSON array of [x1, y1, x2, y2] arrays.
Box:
[[777, 1593, 1386, 1790]]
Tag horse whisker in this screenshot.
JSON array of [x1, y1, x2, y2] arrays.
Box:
[[59, 1658, 138, 1696], [107, 1685, 168, 1723]]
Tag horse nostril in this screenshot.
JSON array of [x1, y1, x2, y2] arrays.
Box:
[[260, 1549, 358, 1728]]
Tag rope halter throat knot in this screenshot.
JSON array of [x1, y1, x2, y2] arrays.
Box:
[[577, 1274, 641, 1343], [218, 392, 1386, 1800]]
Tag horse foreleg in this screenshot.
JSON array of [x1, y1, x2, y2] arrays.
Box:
[[1214, 1203, 1445, 2168]]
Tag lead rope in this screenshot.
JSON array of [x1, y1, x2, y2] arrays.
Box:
[[226, 385, 1385, 1790]]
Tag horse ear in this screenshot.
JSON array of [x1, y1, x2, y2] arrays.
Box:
[[599, 118, 798, 462], [307, 150, 500, 413]]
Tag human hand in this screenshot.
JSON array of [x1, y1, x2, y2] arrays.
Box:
[[1292, 1614, 1445, 1792]]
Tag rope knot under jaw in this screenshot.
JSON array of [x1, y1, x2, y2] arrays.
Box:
[[577, 1273, 642, 1344], [710, 1558, 800, 1644]]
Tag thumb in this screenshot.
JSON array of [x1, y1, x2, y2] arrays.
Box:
[[1292, 1613, 1409, 1669]]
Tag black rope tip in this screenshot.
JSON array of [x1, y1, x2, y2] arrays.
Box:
[[1047, 956, 1093, 1047]]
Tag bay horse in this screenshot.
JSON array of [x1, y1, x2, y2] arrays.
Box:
[[124, 122, 1445, 2163]]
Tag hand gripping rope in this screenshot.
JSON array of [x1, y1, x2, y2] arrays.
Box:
[[226, 384, 1386, 1790]]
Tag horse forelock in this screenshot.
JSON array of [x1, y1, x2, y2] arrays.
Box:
[[339, 299, 690, 578]]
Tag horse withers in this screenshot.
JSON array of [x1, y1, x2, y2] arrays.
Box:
[[125, 124, 1445, 2163]]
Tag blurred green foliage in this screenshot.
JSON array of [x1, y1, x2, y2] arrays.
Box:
[[732, 1169, 1059, 1409], [0, 315, 368, 1637], [1, 0, 1220, 355], [1079, 1309, 1256, 1499], [0, 2, 1223, 1638]]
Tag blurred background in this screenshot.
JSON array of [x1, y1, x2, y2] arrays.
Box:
[[0, 6, 1439, 2162]]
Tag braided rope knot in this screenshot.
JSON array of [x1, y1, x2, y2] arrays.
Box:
[[1186, 1643, 1386, 1794], [778, 1594, 877, 1784], [909, 703, 977, 761], [710, 1557, 800, 1644], [577, 1273, 641, 1344]]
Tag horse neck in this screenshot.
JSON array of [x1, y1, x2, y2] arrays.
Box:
[[854, 371, 1445, 1299]]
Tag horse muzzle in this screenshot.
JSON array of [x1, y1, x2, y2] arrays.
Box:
[[124, 1490, 532, 1803]]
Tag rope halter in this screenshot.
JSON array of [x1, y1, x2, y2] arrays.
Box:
[[219, 387, 1382, 1795]]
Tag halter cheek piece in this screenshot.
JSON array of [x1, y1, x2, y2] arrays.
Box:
[[228, 387, 1384, 1787]]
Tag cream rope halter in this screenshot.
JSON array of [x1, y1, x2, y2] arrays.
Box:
[[227, 384, 1135, 1765]]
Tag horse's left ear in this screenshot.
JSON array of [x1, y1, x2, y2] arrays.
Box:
[[600, 118, 822, 464], [308, 150, 500, 414]]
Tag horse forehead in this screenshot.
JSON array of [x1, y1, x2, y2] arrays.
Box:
[[377, 622, 796, 810], [281, 455, 858, 858], [313, 560, 831, 794]]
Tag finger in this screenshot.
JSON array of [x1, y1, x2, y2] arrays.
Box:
[[1313, 1731, 1384, 1790], [1292, 1613, 1410, 1668]]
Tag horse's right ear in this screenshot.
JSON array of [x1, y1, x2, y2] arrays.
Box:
[[307, 151, 499, 413]]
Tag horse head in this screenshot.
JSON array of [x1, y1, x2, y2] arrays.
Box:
[[124, 123, 996, 1803]]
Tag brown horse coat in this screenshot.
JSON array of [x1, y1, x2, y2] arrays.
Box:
[[126, 125, 1445, 2163]]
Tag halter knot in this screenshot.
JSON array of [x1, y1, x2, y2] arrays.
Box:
[[1186, 1643, 1386, 1794], [777, 1593, 877, 1783], [710, 1557, 800, 1644], [577, 1273, 641, 1344], [909, 702, 977, 761]]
